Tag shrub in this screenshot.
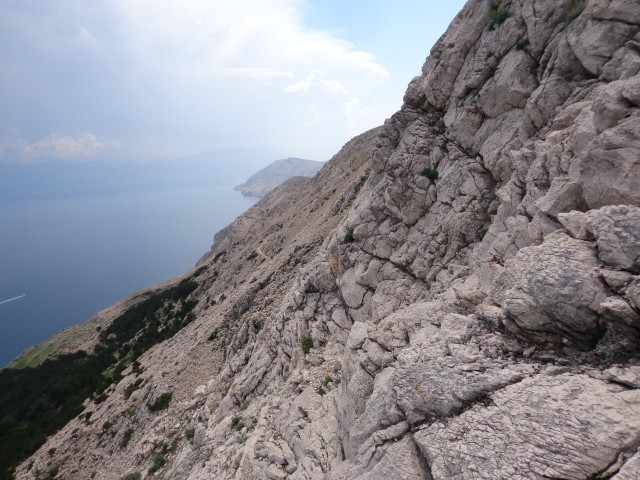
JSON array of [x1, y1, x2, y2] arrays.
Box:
[[322, 375, 333, 386], [185, 428, 195, 440], [488, 5, 509, 26], [47, 466, 59, 479], [147, 392, 173, 412], [247, 251, 258, 260], [564, 0, 587, 26], [148, 455, 167, 474], [301, 335, 314, 354], [247, 417, 258, 431], [516, 39, 529, 51], [343, 228, 355, 244], [121, 473, 142, 480], [121, 428, 134, 448], [421, 168, 439, 182], [231, 416, 244, 430], [124, 378, 143, 400]]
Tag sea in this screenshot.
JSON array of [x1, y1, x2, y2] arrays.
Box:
[[0, 185, 258, 367]]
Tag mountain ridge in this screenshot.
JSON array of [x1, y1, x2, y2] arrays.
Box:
[[234, 157, 324, 198]]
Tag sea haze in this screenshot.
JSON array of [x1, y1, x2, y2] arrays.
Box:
[[0, 152, 276, 367]]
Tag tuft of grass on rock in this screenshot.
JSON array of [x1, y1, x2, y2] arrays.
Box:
[[421, 168, 439, 182], [148, 455, 167, 474], [301, 335, 314, 354], [147, 392, 172, 412], [564, 0, 587, 26]]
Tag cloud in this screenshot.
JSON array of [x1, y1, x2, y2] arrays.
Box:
[[112, 0, 389, 81], [200, 67, 293, 81], [0, 0, 400, 161], [22, 134, 106, 160]]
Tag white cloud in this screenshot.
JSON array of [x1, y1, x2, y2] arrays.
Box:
[[112, 0, 389, 81], [200, 67, 293, 80], [22, 134, 105, 160], [320, 79, 350, 97]]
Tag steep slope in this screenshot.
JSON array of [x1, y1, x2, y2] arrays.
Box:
[[235, 158, 324, 197], [16, 1, 640, 479]]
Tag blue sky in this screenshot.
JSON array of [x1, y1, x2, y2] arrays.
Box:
[[0, 0, 466, 163]]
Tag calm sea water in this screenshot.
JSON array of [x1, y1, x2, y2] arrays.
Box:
[[0, 187, 257, 367]]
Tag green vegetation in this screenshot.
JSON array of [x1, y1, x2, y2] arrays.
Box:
[[0, 278, 199, 479], [564, 0, 587, 26], [538, 58, 550, 79], [121, 473, 142, 480], [185, 427, 195, 441], [301, 335, 314, 354], [248, 417, 258, 431], [212, 251, 226, 263], [148, 454, 167, 474], [322, 375, 334, 386], [121, 428, 134, 448], [516, 39, 529, 51], [231, 416, 244, 430], [246, 251, 258, 260], [258, 275, 272, 290], [193, 265, 208, 277], [586, 470, 611, 480], [343, 228, 355, 244], [46, 466, 59, 479], [123, 378, 143, 400], [148, 392, 173, 412], [421, 168, 439, 182], [488, 1, 509, 29]]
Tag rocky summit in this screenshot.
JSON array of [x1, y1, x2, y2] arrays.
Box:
[[13, 0, 640, 479]]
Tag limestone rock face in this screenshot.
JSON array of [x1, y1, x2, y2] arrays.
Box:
[[17, 1, 640, 479]]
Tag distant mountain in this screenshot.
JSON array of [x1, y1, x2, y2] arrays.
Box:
[[234, 157, 324, 197]]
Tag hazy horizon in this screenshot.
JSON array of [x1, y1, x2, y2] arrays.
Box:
[[0, 0, 466, 165]]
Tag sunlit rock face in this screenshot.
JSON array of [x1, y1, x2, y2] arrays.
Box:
[[17, 1, 640, 479]]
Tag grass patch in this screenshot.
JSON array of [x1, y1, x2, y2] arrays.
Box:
[[564, 0, 587, 26], [123, 378, 143, 400], [301, 335, 314, 355], [121, 428, 134, 448], [488, 2, 509, 28], [421, 168, 439, 182], [343, 228, 355, 244], [121, 473, 142, 480], [148, 455, 167, 474], [148, 392, 173, 412], [231, 416, 244, 430]]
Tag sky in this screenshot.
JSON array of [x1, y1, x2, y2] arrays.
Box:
[[0, 0, 467, 163]]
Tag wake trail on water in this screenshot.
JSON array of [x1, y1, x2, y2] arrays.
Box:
[[0, 294, 26, 306]]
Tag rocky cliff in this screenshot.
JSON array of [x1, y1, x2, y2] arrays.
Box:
[[16, 0, 640, 479], [235, 158, 324, 197]]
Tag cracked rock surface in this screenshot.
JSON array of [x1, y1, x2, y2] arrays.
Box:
[[17, 1, 640, 479]]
